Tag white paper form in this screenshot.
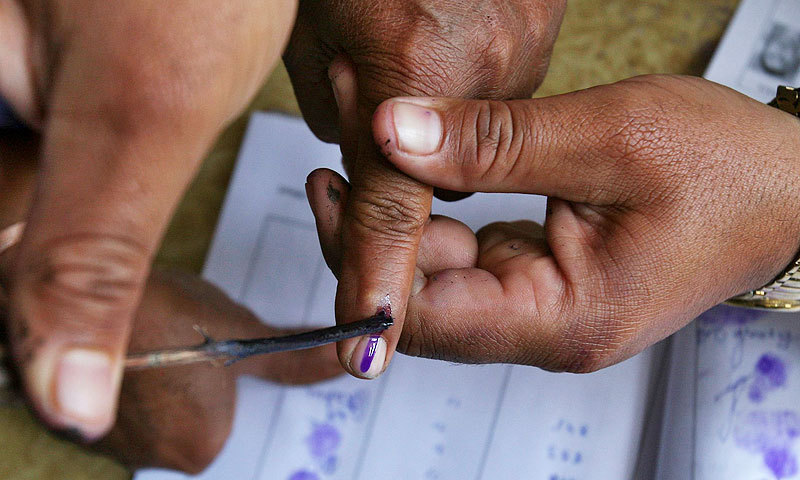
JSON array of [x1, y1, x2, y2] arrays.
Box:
[[137, 112, 660, 480], [656, 1, 800, 479], [705, 0, 800, 102]]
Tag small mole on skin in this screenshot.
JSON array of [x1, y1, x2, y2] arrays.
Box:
[[384, 138, 391, 145], [326, 182, 341, 204]]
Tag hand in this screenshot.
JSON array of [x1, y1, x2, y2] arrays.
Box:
[[285, 0, 566, 379], [0, 0, 296, 439], [312, 75, 800, 371], [0, 131, 341, 472], [95, 269, 341, 473]]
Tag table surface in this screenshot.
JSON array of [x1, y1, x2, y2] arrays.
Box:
[[0, 1, 740, 478]]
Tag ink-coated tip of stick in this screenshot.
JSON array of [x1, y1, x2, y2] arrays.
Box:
[[124, 312, 393, 370]]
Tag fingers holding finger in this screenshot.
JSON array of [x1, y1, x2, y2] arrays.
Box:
[[308, 183, 478, 280], [399, 218, 577, 369]]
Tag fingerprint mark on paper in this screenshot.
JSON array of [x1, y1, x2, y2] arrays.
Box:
[[734, 410, 800, 478], [750, 354, 788, 403]]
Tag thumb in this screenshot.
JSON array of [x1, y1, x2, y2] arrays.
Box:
[[8, 76, 220, 443], [372, 93, 633, 203]]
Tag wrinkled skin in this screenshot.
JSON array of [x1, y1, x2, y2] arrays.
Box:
[[0, 0, 298, 439], [0, 0, 565, 439], [0, 130, 341, 474], [284, 0, 566, 379], [95, 270, 342, 473], [308, 74, 800, 372]]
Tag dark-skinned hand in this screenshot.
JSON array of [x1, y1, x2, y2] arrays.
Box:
[[0, 130, 341, 473], [0, 0, 299, 440], [284, 0, 566, 379], [309, 75, 800, 372]]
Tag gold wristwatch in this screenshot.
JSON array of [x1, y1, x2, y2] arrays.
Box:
[[726, 86, 800, 311]]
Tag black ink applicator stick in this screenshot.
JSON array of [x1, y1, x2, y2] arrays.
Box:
[[124, 312, 393, 370]]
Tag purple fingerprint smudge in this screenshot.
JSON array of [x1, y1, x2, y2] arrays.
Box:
[[288, 470, 320, 480], [307, 422, 341, 459], [734, 410, 800, 478], [347, 391, 367, 417], [765, 447, 798, 479], [757, 354, 788, 388], [749, 354, 788, 403]]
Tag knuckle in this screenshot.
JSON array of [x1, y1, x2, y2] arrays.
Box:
[[598, 111, 664, 165], [597, 79, 681, 165], [347, 184, 429, 240], [20, 234, 149, 330], [584, 85, 686, 198], [473, 28, 518, 85], [540, 301, 631, 373], [457, 100, 525, 187]]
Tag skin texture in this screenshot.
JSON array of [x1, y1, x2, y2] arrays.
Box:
[[284, 0, 566, 379], [0, 0, 299, 439], [308, 74, 800, 372], [0, 0, 566, 439], [0, 129, 342, 473], [95, 270, 342, 473]]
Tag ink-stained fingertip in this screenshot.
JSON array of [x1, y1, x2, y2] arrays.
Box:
[[347, 334, 387, 379]]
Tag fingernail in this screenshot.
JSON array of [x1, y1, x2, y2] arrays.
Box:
[[392, 102, 443, 155], [55, 349, 114, 423], [350, 335, 387, 379]]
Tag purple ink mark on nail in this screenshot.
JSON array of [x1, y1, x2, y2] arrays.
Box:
[[307, 422, 341, 459], [765, 447, 798, 479], [698, 305, 765, 326], [359, 335, 381, 373], [757, 354, 788, 388], [288, 470, 320, 480]]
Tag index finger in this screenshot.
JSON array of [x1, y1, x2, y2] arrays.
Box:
[[325, 60, 431, 378]]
